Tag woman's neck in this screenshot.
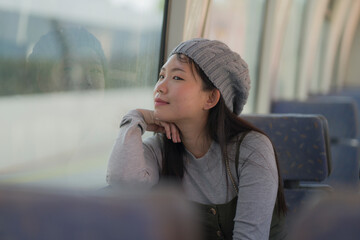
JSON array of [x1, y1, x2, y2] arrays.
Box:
[[177, 120, 211, 159]]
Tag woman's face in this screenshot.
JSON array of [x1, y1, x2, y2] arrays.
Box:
[[53, 47, 105, 90], [153, 54, 210, 124]]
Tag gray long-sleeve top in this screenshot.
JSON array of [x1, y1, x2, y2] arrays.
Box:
[[107, 110, 278, 240]]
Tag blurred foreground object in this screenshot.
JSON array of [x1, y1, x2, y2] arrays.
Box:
[[0, 185, 199, 240], [289, 190, 360, 240]]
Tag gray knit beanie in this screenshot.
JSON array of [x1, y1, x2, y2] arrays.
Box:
[[170, 38, 250, 115]]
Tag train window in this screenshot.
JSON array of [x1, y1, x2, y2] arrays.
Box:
[[0, 0, 165, 189], [275, 0, 307, 100], [274, 0, 358, 100], [202, 0, 267, 113]]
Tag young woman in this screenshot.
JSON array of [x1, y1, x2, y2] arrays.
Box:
[[107, 38, 287, 240]]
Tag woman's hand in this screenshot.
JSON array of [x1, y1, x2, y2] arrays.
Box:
[[136, 109, 181, 143]]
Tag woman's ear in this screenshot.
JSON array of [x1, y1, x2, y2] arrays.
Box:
[[204, 89, 220, 110]]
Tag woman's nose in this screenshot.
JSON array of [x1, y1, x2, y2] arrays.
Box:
[[155, 78, 167, 93]]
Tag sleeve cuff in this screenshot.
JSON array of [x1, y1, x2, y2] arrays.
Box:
[[120, 109, 147, 135]]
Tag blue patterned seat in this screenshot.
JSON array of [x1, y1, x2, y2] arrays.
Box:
[[272, 97, 359, 139], [325, 144, 360, 187], [271, 98, 360, 188], [242, 114, 331, 182], [242, 114, 332, 215], [328, 88, 360, 128]]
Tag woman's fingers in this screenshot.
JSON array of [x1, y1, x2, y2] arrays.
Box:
[[137, 109, 181, 143], [158, 121, 170, 139], [157, 121, 181, 143], [170, 123, 181, 143]]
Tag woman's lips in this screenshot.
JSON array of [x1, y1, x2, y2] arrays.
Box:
[[154, 98, 169, 106]]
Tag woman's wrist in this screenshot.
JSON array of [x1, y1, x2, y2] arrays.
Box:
[[135, 109, 154, 125]]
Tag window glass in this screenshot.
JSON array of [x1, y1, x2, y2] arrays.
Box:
[[203, 0, 266, 113], [183, 0, 210, 40], [274, 0, 307, 100], [0, 0, 165, 189]]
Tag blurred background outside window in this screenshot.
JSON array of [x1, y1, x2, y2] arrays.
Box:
[[0, 0, 165, 189]]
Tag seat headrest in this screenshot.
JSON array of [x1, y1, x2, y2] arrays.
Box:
[[242, 114, 331, 182], [272, 98, 359, 139]]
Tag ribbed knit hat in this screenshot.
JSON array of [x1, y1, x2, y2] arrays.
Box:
[[170, 38, 250, 115]]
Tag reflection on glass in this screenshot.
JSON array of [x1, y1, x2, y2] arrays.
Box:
[[28, 27, 106, 93]]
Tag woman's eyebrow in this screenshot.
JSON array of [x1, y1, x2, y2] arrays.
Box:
[[161, 67, 186, 73]]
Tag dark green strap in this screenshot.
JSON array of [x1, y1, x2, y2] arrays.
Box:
[[235, 131, 249, 180]]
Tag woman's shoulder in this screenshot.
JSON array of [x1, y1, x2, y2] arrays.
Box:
[[235, 130, 272, 148], [239, 130, 278, 182], [244, 130, 271, 144], [235, 130, 275, 164]]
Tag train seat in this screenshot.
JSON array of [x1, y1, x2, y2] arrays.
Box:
[[329, 87, 360, 125], [272, 97, 358, 139], [328, 144, 360, 187], [242, 114, 332, 215], [271, 98, 360, 188]]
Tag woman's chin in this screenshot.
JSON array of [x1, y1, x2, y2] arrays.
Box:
[[153, 110, 165, 120], [154, 110, 173, 123]]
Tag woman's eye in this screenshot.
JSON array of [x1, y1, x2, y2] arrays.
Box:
[[158, 74, 164, 80], [173, 76, 183, 80]]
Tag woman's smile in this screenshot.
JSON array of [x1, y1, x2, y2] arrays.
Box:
[[154, 97, 169, 107]]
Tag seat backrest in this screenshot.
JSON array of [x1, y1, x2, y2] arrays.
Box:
[[324, 144, 360, 188], [271, 98, 360, 188], [242, 114, 331, 183], [271, 97, 359, 139], [242, 114, 333, 216], [329, 88, 360, 126], [284, 187, 332, 215]]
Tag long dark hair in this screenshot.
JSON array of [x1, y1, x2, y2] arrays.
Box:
[[161, 54, 287, 215]]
